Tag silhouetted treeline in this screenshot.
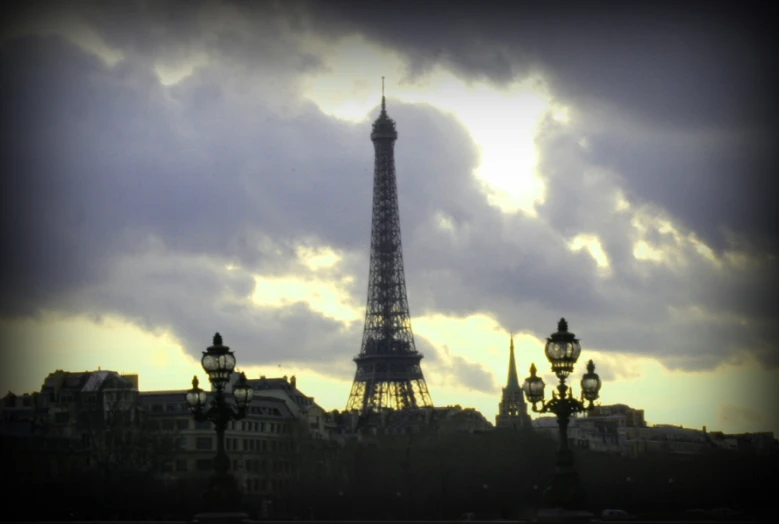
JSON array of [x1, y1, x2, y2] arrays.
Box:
[[5, 426, 778, 520]]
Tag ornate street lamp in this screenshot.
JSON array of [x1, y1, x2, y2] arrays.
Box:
[[523, 318, 602, 509], [186, 333, 254, 512]]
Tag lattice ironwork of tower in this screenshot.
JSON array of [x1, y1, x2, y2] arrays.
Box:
[[345, 82, 433, 413]]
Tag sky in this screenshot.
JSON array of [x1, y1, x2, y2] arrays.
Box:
[[1, 0, 777, 436]]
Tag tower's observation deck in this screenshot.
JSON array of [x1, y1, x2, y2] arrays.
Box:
[[345, 85, 433, 413]]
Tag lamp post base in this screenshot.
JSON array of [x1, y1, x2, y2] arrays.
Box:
[[543, 469, 586, 510], [192, 512, 249, 524], [200, 473, 242, 513]]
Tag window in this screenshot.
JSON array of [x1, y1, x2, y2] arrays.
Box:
[[196, 437, 213, 450], [261, 422, 265, 432], [175, 459, 188, 472], [196, 459, 211, 472], [152, 404, 163, 413], [176, 419, 189, 430], [177, 437, 187, 450], [195, 420, 211, 430], [54, 413, 68, 424]]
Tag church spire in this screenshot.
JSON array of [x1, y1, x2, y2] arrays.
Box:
[[507, 334, 520, 390], [496, 333, 530, 429]]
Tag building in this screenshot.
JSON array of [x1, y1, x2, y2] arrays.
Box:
[[138, 371, 342, 506], [706, 430, 778, 455], [243, 374, 337, 441], [495, 336, 531, 430], [620, 424, 711, 456], [1, 391, 87, 485], [338, 405, 493, 438], [587, 403, 646, 428], [36, 369, 140, 440], [534, 405, 711, 456], [139, 385, 298, 498]]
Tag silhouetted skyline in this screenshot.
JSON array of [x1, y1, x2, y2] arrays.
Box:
[[1, 0, 777, 437]]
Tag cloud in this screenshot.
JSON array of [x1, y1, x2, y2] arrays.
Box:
[[1, 0, 777, 413], [298, 0, 777, 253], [449, 355, 497, 393]]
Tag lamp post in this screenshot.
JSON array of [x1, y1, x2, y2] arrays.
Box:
[[186, 333, 254, 513], [523, 318, 602, 509]]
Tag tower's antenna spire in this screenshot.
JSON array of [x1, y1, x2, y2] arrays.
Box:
[[381, 76, 386, 111]]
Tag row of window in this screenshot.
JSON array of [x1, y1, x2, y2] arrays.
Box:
[[149, 418, 191, 431], [164, 459, 296, 484], [244, 458, 293, 475], [150, 403, 189, 413], [143, 417, 295, 433], [240, 420, 289, 434], [191, 436, 295, 453], [244, 477, 291, 493], [148, 403, 288, 417]]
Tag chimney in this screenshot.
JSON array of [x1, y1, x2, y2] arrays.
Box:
[[121, 374, 140, 390], [290, 375, 297, 388]]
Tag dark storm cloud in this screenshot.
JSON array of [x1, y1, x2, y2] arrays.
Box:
[[73, 246, 365, 367], [0, 31, 502, 382], [297, 0, 778, 253], [0, 33, 368, 314], [1, 0, 777, 392], [301, 0, 774, 131]]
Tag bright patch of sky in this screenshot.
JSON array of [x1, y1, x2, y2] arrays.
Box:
[[155, 51, 211, 86], [2, 312, 777, 436], [251, 275, 360, 324], [299, 35, 558, 217], [568, 234, 611, 276]]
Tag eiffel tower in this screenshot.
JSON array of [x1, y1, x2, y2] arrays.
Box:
[[345, 79, 433, 413]]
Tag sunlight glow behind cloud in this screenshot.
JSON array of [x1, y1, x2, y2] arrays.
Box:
[[251, 275, 360, 324], [568, 234, 611, 275], [300, 35, 551, 217]]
